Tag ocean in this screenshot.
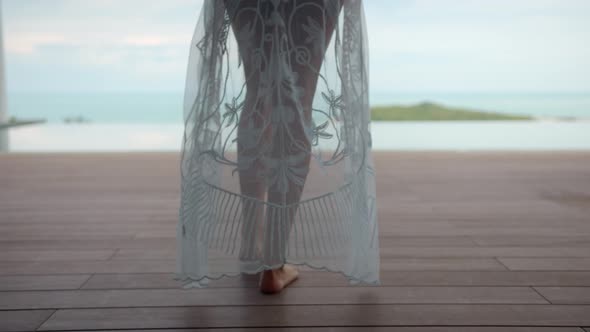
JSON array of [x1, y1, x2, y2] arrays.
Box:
[[7, 91, 590, 123], [4, 91, 590, 152]]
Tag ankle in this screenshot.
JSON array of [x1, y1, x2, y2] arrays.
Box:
[[262, 265, 283, 277]]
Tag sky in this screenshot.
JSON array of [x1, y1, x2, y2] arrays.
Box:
[[2, 0, 590, 94]]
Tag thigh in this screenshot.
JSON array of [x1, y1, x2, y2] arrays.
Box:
[[286, 1, 343, 123]]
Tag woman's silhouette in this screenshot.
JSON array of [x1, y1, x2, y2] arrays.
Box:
[[224, 0, 343, 293], [176, 0, 380, 293]]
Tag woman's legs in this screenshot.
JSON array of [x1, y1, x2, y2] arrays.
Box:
[[260, 1, 342, 293], [224, 0, 342, 292], [236, 94, 270, 263], [222, 0, 270, 263]]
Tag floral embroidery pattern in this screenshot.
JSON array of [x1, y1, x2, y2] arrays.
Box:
[[190, 0, 373, 187]]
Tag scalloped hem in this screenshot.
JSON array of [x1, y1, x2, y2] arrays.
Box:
[[174, 260, 381, 289]]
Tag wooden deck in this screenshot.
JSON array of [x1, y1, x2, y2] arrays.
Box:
[[1, 151, 590, 331]]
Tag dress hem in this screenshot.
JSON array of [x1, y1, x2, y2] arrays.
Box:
[[174, 260, 381, 289]]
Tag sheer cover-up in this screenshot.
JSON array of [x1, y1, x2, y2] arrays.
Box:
[[175, 0, 379, 288]]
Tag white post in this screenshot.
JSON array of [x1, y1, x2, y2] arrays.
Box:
[[0, 1, 9, 152]]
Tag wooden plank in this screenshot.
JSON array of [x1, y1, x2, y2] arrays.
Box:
[[0, 310, 55, 332], [385, 203, 587, 221], [534, 287, 590, 304], [0, 275, 90, 291], [81, 271, 590, 289], [0, 238, 171, 250], [37, 305, 590, 330], [0, 235, 513, 250], [0, 234, 136, 241], [0, 249, 115, 261], [379, 247, 590, 258], [83, 272, 263, 289], [378, 236, 478, 247], [0, 238, 163, 248], [61, 328, 587, 332], [380, 228, 590, 237], [0, 257, 507, 275], [0, 286, 548, 310], [114, 245, 590, 260], [472, 236, 590, 247], [0, 260, 175, 275], [380, 258, 507, 270], [118, 246, 547, 261], [498, 258, 590, 271]]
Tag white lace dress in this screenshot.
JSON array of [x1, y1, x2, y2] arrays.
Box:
[[175, 0, 380, 288]]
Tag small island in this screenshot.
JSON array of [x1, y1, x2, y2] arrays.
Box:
[[63, 115, 91, 124], [0, 116, 46, 130], [370, 101, 533, 121]]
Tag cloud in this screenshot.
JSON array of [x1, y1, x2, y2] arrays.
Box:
[[2, 0, 590, 93], [3, 0, 202, 91], [364, 0, 590, 92], [3, 0, 199, 53]]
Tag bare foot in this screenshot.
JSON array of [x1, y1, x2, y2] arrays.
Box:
[[259, 264, 299, 294]]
